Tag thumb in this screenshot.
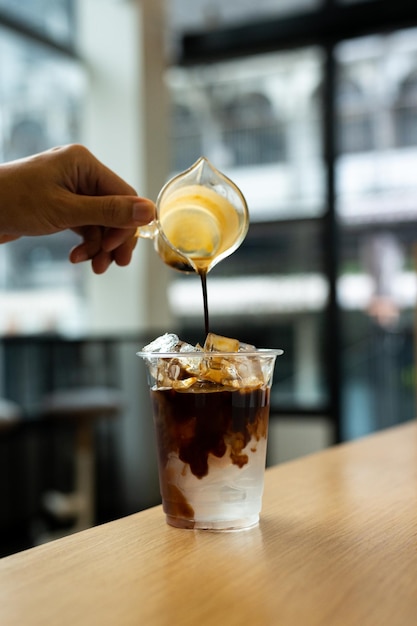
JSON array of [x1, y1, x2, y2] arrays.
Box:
[[69, 195, 156, 229]]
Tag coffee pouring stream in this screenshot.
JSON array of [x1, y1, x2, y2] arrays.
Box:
[[136, 157, 249, 274]]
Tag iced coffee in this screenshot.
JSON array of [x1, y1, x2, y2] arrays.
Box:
[[138, 332, 282, 531]]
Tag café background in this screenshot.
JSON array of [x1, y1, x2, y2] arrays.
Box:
[[1, 0, 417, 556]]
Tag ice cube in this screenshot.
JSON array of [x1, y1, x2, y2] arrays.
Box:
[[141, 332, 265, 390], [200, 355, 239, 386], [178, 341, 199, 354], [232, 355, 263, 387], [165, 341, 202, 378], [200, 353, 263, 388], [141, 334, 205, 388], [238, 341, 256, 353], [203, 333, 239, 353], [201, 334, 263, 387], [154, 357, 196, 389], [142, 333, 181, 354], [220, 485, 246, 502], [172, 377, 198, 390], [140, 334, 180, 383]]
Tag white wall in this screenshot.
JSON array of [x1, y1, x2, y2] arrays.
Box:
[[75, 0, 174, 512], [76, 0, 173, 335]]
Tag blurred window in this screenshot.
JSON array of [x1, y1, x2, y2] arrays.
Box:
[[394, 71, 417, 147], [167, 49, 328, 410], [0, 6, 85, 335], [0, 28, 84, 164], [218, 92, 287, 166], [168, 0, 321, 54], [171, 103, 203, 172], [167, 48, 325, 222], [337, 76, 374, 153], [336, 30, 417, 225], [336, 29, 417, 440], [0, 0, 74, 45], [169, 0, 417, 441]]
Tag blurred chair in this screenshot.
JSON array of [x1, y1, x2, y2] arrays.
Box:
[[0, 398, 23, 554], [38, 386, 123, 539], [0, 398, 22, 432]]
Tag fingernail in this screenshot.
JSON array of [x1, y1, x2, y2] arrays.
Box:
[[132, 200, 155, 224]]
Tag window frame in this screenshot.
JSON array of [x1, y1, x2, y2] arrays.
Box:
[[174, 0, 417, 442], [0, 2, 77, 58]]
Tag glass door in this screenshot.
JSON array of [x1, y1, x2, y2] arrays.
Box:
[[336, 29, 417, 439]]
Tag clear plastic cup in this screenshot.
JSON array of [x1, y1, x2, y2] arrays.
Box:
[[137, 348, 282, 531]]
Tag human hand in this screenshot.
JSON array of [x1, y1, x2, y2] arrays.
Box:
[[0, 144, 156, 273]]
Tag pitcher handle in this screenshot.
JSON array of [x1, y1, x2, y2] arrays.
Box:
[[135, 220, 159, 240]]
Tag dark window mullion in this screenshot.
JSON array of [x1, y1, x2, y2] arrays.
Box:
[[0, 9, 78, 59], [180, 2, 417, 65], [322, 43, 342, 442]]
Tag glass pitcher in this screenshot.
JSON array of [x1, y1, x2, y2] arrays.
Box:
[[136, 157, 249, 273]]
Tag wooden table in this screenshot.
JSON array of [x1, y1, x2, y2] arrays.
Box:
[[1, 421, 416, 626]]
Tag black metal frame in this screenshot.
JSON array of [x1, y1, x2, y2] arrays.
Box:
[[180, 1, 417, 63]]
